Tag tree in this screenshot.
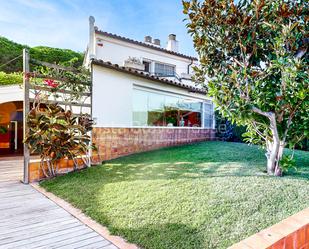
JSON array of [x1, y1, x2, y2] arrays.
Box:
[[0, 36, 84, 73], [183, 0, 308, 176]]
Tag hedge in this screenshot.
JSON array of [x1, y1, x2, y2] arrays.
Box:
[[0, 71, 23, 86]]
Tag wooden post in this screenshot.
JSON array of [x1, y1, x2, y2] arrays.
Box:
[[88, 62, 93, 167], [23, 49, 30, 184]]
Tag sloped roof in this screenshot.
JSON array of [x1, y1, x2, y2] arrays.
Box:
[[95, 30, 198, 61], [91, 59, 205, 94]]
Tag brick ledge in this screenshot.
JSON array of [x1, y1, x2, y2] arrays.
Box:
[[228, 207, 309, 249]]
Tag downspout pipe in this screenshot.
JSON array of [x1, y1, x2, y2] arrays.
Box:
[[187, 59, 193, 74]]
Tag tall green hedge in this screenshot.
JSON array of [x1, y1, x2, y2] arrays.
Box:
[[30, 46, 83, 68], [0, 71, 23, 86], [0, 36, 84, 73]]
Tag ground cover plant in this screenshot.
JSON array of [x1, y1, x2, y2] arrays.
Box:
[[41, 142, 309, 249]]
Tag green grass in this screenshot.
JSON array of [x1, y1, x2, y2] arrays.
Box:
[[40, 142, 309, 249]]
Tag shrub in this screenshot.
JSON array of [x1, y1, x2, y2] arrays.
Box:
[[0, 36, 84, 73], [0, 71, 23, 86]]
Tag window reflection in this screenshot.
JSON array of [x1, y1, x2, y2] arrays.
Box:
[[133, 89, 212, 128]]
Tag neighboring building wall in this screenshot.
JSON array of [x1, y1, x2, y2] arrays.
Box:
[[92, 127, 215, 161]]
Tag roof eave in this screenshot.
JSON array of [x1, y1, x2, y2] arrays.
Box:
[[95, 30, 198, 61]]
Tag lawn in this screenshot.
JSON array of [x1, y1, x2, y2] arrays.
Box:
[[40, 141, 309, 249]]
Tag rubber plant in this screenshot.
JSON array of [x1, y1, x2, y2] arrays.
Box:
[[24, 103, 91, 178]]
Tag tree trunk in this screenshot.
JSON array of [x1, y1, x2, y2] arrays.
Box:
[[251, 108, 286, 176], [266, 140, 284, 176], [265, 114, 284, 176]]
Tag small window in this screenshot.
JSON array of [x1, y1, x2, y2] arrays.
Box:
[[143, 61, 151, 73], [154, 63, 175, 77]]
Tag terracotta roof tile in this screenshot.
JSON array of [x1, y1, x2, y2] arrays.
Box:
[[91, 59, 205, 94], [95, 30, 198, 61]]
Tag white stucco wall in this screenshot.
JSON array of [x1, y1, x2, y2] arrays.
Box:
[[0, 85, 23, 104], [94, 33, 196, 78], [92, 65, 211, 127]]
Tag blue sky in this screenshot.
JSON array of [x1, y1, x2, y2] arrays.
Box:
[[0, 0, 196, 56]]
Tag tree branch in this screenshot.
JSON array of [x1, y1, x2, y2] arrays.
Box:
[[252, 107, 273, 119]]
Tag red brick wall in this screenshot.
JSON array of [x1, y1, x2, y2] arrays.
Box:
[[229, 208, 309, 249], [92, 127, 215, 161]]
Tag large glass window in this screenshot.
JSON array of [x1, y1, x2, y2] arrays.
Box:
[[132, 90, 148, 126], [203, 102, 213, 128], [154, 63, 175, 77], [132, 88, 211, 128], [148, 92, 165, 126]]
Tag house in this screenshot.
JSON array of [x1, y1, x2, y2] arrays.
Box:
[[0, 16, 215, 165], [85, 16, 215, 161]]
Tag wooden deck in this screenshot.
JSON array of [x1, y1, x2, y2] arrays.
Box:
[[0, 157, 23, 183], [0, 158, 118, 249]]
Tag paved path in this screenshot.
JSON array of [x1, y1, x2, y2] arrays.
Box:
[[0, 158, 118, 249]]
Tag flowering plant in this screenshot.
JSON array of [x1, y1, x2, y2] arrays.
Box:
[[44, 79, 59, 88]]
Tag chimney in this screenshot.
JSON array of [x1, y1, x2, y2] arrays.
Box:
[[153, 39, 161, 46], [166, 34, 179, 53], [89, 16, 96, 59], [144, 36, 152, 44]]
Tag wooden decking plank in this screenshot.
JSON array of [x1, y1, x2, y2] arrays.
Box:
[[0, 221, 82, 245], [25, 227, 96, 249], [0, 216, 73, 236], [0, 189, 42, 198], [0, 185, 31, 193], [0, 203, 61, 219], [56, 235, 110, 249], [0, 224, 90, 248], [35, 231, 100, 248], [0, 197, 53, 210], [0, 192, 40, 202], [0, 219, 79, 239], [0, 211, 71, 230], [0, 182, 23, 188], [77, 240, 118, 249], [0, 206, 67, 225], [0, 159, 119, 249]]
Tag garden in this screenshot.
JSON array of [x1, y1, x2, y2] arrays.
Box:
[[41, 141, 309, 249], [31, 1, 309, 248]]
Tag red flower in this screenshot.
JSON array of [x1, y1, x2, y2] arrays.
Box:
[[24, 72, 34, 80], [44, 79, 59, 88]]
